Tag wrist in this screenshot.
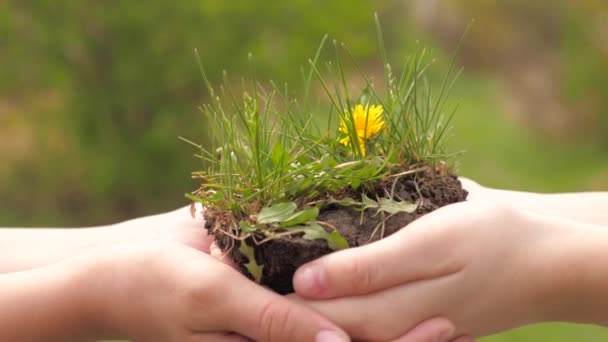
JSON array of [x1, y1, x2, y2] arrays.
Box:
[[80, 243, 166, 340], [0, 257, 103, 341], [73, 247, 135, 340], [58, 258, 109, 340], [531, 214, 608, 325]]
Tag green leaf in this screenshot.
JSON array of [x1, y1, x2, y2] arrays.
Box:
[[185, 192, 203, 203], [296, 154, 312, 167], [358, 83, 373, 105], [271, 142, 289, 169], [209, 190, 224, 202], [351, 177, 361, 189], [240, 220, 256, 233], [328, 196, 360, 207], [257, 202, 297, 224], [286, 223, 328, 240], [280, 207, 319, 227], [360, 193, 379, 210], [286, 223, 350, 251], [239, 241, 264, 283], [358, 194, 418, 215], [327, 230, 349, 250], [377, 198, 418, 214]]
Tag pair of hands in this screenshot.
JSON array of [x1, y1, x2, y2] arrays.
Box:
[[80, 180, 475, 340], [30, 178, 607, 341], [74, 206, 458, 341]]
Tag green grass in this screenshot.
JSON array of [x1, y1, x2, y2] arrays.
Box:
[[186, 17, 465, 272]]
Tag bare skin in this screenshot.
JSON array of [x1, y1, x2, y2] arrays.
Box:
[[294, 179, 608, 341], [0, 205, 349, 342], [0, 205, 211, 273], [3, 180, 607, 341]]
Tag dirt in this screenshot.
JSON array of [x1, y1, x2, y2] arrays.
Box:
[[204, 171, 468, 294]]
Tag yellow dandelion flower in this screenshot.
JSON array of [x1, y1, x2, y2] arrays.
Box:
[[339, 104, 385, 156]]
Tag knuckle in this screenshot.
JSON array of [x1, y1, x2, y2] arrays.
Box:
[[258, 299, 294, 342], [182, 267, 234, 329], [343, 258, 374, 294], [185, 268, 228, 308], [478, 202, 516, 220], [474, 202, 523, 233]]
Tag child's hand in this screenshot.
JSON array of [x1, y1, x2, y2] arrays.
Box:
[[116, 204, 214, 252], [293, 201, 608, 340], [81, 241, 348, 342]]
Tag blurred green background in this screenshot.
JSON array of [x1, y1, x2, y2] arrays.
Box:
[[1, 1, 607, 340]]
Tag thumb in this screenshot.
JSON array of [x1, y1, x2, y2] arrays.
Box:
[[293, 203, 467, 299], [224, 274, 350, 342]]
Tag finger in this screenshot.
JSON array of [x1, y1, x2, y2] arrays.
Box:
[[216, 271, 350, 342], [299, 272, 464, 341], [192, 332, 252, 342], [457, 177, 481, 192], [151, 204, 214, 252], [389, 317, 455, 342], [176, 203, 215, 253], [194, 228, 215, 253], [457, 177, 488, 202], [210, 241, 237, 268], [293, 203, 469, 299]]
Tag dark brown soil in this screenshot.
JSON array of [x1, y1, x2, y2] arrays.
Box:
[[204, 171, 467, 294]]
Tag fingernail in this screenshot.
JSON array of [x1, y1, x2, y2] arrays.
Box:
[[294, 264, 325, 295], [316, 329, 348, 342]]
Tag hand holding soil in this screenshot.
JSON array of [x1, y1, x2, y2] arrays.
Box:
[[90, 242, 346, 341], [0, 209, 349, 342], [293, 183, 608, 341], [22, 241, 349, 342]]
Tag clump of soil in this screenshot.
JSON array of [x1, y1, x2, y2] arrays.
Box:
[[204, 170, 467, 294]]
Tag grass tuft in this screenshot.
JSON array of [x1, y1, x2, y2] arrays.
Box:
[[186, 15, 462, 249]]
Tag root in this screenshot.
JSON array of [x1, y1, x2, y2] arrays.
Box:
[[386, 166, 429, 179]]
